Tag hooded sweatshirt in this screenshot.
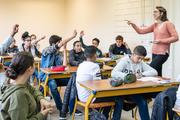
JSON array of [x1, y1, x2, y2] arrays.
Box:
[[111, 55, 158, 79], [0, 80, 45, 120]]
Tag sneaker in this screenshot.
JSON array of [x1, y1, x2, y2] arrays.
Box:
[[75, 109, 83, 116], [59, 116, 67, 120], [59, 112, 67, 120]]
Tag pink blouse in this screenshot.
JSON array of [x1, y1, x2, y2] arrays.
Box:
[[133, 21, 179, 55]]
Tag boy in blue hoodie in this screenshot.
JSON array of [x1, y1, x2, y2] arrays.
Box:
[[39, 30, 77, 119]]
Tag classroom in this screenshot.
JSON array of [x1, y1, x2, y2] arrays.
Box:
[[0, 0, 180, 120]]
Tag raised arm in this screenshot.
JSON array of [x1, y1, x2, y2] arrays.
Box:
[[58, 30, 77, 48], [32, 36, 46, 45], [0, 24, 19, 55], [79, 31, 88, 49], [127, 20, 154, 34]]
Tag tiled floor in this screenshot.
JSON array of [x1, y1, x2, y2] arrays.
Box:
[[47, 102, 153, 120]]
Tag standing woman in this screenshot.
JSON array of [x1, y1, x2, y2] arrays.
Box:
[[0, 52, 54, 120], [127, 6, 179, 76]]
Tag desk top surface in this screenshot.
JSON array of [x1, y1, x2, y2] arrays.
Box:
[[40, 65, 113, 74], [78, 78, 178, 92]]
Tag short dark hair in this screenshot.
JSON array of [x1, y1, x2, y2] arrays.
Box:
[[92, 38, 100, 45], [6, 52, 34, 79], [133, 45, 147, 57], [84, 45, 97, 58], [73, 41, 81, 47], [156, 6, 168, 22], [22, 32, 30, 41], [49, 35, 62, 46], [115, 35, 123, 41]]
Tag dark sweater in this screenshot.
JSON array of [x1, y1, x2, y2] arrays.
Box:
[[109, 43, 131, 57], [69, 49, 86, 66]]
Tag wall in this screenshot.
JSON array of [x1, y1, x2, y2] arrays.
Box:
[[64, 0, 154, 53]]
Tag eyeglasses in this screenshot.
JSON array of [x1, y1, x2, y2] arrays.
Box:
[[25, 40, 31, 42]]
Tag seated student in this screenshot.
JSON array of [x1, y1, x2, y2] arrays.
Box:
[[109, 35, 131, 57], [0, 24, 19, 56], [39, 30, 81, 119], [6, 39, 19, 55], [76, 46, 123, 120], [111, 45, 158, 120], [0, 52, 54, 120], [30, 34, 46, 49], [69, 41, 86, 66], [79, 31, 103, 58], [18, 32, 41, 58]]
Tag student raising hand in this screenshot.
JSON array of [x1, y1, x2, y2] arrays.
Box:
[[11, 24, 19, 37]]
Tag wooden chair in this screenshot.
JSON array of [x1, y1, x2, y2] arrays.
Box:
[[72, 97, 115, 120]]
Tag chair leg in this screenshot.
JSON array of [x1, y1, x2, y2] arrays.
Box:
[[72, 99, 78, 120], [85, 107, 89, 120], [109, 106, 114, 120], [134, 107, 138, 120], [166, 112, 169, 120]]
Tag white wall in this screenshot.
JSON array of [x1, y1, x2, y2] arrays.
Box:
[[64, 0, 154, 53]]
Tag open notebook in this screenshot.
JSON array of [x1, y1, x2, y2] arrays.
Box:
[[137, 77, 171, 83]]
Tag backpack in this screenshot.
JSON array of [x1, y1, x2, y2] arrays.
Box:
[[89, 109, 107, 120]]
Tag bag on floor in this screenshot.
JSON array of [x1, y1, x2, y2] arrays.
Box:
[[89, 109, 107, 120]]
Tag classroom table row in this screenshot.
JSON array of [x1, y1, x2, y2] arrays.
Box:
[[78, 78, 179, 120]]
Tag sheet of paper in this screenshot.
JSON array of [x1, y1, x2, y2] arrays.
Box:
[[137, 77, 171, 83]]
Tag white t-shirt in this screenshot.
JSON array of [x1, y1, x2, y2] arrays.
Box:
[[76, 61, 101, 102]]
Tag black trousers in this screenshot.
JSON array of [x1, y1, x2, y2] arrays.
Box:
[[150, 53, 169, 76]]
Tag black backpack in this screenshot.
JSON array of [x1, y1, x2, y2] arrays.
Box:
[[89, 109, 107, 120]]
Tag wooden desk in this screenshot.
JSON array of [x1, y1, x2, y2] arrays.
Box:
[[78, 79, 179, 120], [0, 56, 12, 64], [96, 57, 116, 66], [0, 56, 41, 71], [40, 65, 113, 96], [40, 66, 77, 96], [96, 56, 151, 67]]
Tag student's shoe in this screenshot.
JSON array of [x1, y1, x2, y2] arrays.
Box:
[[75, 110, 83, 116], [59, 116, 67, 120], [59, 112, 67, 120]]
